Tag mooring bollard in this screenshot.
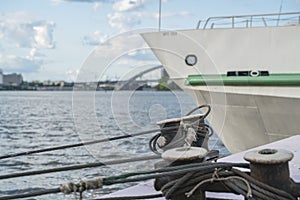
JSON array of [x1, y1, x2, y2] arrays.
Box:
[[244, 148, 300, 198]]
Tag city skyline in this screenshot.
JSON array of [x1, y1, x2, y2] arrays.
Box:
[[0, 0, 299, 82]]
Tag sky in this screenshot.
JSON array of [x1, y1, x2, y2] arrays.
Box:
[[0, 0, 299, 82]]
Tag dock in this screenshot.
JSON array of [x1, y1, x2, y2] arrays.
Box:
[[101, 135, 300, 199]]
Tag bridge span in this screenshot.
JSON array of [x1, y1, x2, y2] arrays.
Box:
[[114, 65, 163, 90]]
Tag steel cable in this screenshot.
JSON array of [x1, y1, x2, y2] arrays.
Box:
[[0, 127, 178, 160], [0, 162, 248, 200], [0, 155, 160, 180]]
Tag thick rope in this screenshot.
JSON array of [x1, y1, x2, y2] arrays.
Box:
[[231, 168, 294, 200], [158, 165, 296, 200], [104, 163, 249, 186], [93, 194, 163, 200], [0, 162, 248, 200], [185, 104, 211, 118], [185, 175, 252, 198], [60, 178, 103, 194], [1, 161, 292, 200], [0, 188, 60, 200], [0, 154, 160, 180]]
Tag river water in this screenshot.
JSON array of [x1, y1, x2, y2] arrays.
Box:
[[0, 91, 229, 199]]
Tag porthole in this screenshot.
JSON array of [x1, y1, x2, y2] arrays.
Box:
[[185, 55, 197, 66]]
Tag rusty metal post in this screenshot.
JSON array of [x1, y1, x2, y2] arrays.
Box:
[[244, 148, 300, 197]]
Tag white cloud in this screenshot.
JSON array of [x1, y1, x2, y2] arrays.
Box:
[[0, 13, 55, 74], [0, 54, 41, 73], [93, 32, 156, 63], [106, 11, 191, 31], [112, 0, 145, 12], [107, 12, 141, 31], [82, 31, 108, 46], [0, 12, 55, 50], [29, 48, 45, 60], [33, 22, 55, 49], [29, 48, 37, 59], [141, 11, 191, 19], [52, 0, 111, 4], [162, 11, 191, 18], [75, 29, 162, 83]]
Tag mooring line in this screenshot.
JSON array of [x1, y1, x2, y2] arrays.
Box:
[[0, 188, 60, 200], [0, 154, 160, 180], [92, 194, 164, 200], [0, 127, 177, 160], [0, 162, 249, 200]]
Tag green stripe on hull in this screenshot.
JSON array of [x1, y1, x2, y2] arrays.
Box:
[[185, 74, 300, 86]]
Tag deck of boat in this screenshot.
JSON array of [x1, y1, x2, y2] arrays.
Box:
[[101, 135, 300, 199]]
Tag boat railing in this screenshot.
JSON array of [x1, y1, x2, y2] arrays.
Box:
[[197, 12, 300, 29]]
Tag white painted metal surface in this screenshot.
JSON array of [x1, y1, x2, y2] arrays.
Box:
[[101, 135, 300, 199], [141, 26, 300, 79], [141, 20, 300, 153], [184, 88, 300, 153]]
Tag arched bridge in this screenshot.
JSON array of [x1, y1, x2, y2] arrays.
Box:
[[115, 65, 163, 90]]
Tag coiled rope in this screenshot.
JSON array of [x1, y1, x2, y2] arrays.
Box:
[[185, 104, 211, 118], [159, 165, 295, 200], [149, 105, 213, 155]]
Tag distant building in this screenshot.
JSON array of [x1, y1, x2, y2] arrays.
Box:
[[43, 80, 53, 86], [0, 69, 3, 85], [2, 72, 23, 86]]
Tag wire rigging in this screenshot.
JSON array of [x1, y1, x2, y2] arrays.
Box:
[[0, 162, 249, 200], [0, 155, 160, 180], [0, 127, 177, 160]]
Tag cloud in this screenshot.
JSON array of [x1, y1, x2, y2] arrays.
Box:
[[0, 12, 55, 50], [52, 0, 111, 4], [0, 54, 41, 73], [141, 11, 191, 19], [0, 13, 55, 74], [33, 21, 55, 49], [107, 12, 141, 31], [162, 11, 191, 18], [82, 31, 108, 46], [112, 0, 145, 12], [106, 11, 191, 31], [51, 0, 114, 7], [93, 32, 156, 62], [29, 48, 45, 59], [75, 29, 162, 83]]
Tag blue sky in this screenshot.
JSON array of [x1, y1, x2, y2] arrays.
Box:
[[0, 0, 299, 81]]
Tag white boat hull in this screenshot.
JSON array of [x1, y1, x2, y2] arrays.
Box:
[[142, 21, 300, 153], [177, 79, 300, 153]]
